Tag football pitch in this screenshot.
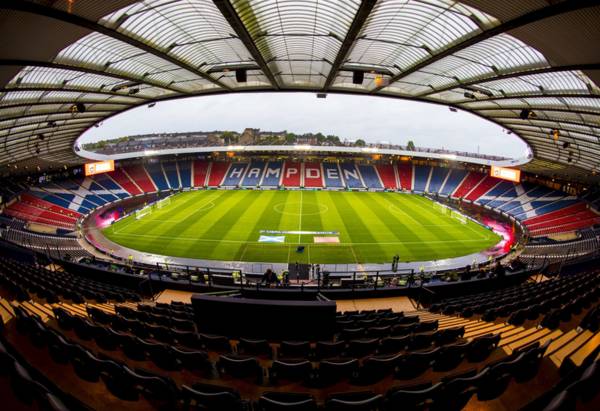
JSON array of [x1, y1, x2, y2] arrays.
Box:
[[103, 190, 500, 264]]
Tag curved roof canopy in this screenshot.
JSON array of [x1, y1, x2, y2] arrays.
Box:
[[1, 0, 599, 181]]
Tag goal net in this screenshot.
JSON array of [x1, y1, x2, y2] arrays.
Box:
[[433, 201, 450, 215], [135, 205, 152, 220], [156, 196, 171, 209], [451, 210, 468, 224]]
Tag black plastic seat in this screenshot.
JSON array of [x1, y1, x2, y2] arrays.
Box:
[[172, 346, 210, 373], [378, 335, 410, 355], [341, 328, 365, 341], [409, 332, 435, 350], [395, 348, 439, 380], [172, 329, 202, 349], [52, 307, 74, 330], [181, 383, 247, 411], [434, 326, 465, 346], [466, 333, 500, 362], [256, 391, 317, 411], [432, 341, 469, 372], [325, 391, 383, 411], [315, 340, 346, 359], [279, 341, 311, 359], [317, 358, 359, 386], [541, 390, 576, 411], [148, 342, 182, 371], [347, 338, 379, 358], [413, 320, 438, 333], [270, 359, 313, 384], [386, 382, 442, 411], [218, 354, 262, 381], [119, 335, 146, 361], [390, 323, 416, 336], [200, 333, 231, 352], [238, 337, 271, 356], [357, 354, 400, 385]]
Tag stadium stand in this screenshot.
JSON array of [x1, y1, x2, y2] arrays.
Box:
[[91, 174, 130, 199], [375, 165, 397, 189], [162, 161, 181, 189], [261, 161, 284, 186], [145, 163, 170, 191], [397, 163, 413, 190], [2, 202, 76, 230], [39, 183, 95, 214], [439, 169, 468, 197], [340, 163, 364, 189], [122, 165, 157, 193], [413, 165, 431, 193], [304, 162, 324, 188], [222, 163, 249, 186], [427, 167, 449, 193], [177, 159, 192, 189], [358, 165, 382, 189], [107, 168, 143, 196], [452, 172, 486, 199], [0, 228, 91, 259], [282, 161, 302, 187], [1, 253, 598, 410], [192, 160, 209, 187], [206, 162, 229, 187], [241, 160, 266, 187], [3, 159, 598, 241], [323, 163, 345, 188], [464, 175, 501, 202]]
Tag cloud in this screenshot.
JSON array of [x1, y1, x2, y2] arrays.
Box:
[[80, 92, 528, 157]]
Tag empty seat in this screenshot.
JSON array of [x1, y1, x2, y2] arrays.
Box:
[[347, 338, 379, 358], [278, 341, 311, 359], [395, 348, 439, 379], [435, 326, 465, 346], [238, 338, 271, 356], [256, 391, 317, 411], [325, 390, 383, 410], [432, 341, 469, 372], [218, 354, 262, 382], [466, 333, 500, 362], [317, 358, 359, 386], [181, 383, 247, 411], [386, 382, 442, 410], [315, 340, 346, 359], [270, 359, 313, 384], [357, 353, 400, 385], [379, 335, 410, 355]]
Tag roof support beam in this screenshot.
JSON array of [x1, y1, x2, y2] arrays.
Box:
[[323, 0, 378, 91], [0, 59, 181, 95], [2, 1, 231, 91], [491, 115, 600, 133], [0, 86, 147, 102], [417, 63, 600, 98], [453, 92, 600, 105], [371, 0, 600, 93], [0, 100, 132, 113], [212, 0, 280, 90]]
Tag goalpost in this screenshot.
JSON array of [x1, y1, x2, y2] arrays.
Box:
[[155, 196, 171, 209], [433, 201, 450, 215], [135, 205, 152, 220], [451, 210, 468, 224]]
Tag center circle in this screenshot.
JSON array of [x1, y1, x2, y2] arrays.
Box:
[[273, 201, 329, 216]]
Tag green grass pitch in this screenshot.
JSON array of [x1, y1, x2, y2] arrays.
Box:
[[103, 190, 500, 264]]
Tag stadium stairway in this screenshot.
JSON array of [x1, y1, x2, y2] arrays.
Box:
[[2, 282, 598, 411]]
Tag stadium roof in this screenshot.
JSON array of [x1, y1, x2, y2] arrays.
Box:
[[1, 0, 599, 181]]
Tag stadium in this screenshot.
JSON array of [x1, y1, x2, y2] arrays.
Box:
[[0, 1, 599, 411]]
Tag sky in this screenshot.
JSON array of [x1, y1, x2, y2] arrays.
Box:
[[79, 92, 529, 158]]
